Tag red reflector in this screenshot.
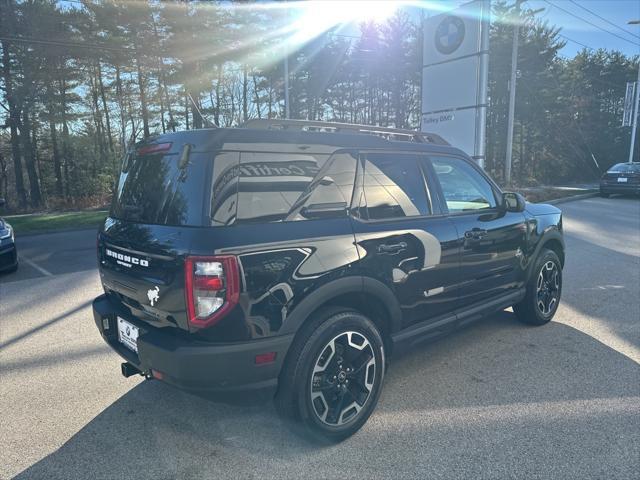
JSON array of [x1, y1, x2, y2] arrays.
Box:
[[137, 142, 172, 156], [255, 352, 277, 365], [194, 276, 223, 290], [151, 369, 164, 380]]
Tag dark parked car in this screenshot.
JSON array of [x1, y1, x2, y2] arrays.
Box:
[[600, 162, 640, 197], [0, 198, 18, 273], [93, 119, 565, 441]]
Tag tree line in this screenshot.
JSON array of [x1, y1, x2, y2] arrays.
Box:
[[0, 0, 638, 212]]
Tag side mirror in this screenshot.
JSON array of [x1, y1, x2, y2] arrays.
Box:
[[502, 192, 526, 213], [0, 198, 5, 207]]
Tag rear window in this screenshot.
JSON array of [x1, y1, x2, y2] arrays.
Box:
[[608, 163, 640, 173], [111, 149, 208, 226]]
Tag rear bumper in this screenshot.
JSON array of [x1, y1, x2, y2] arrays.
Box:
[[92, 294, 293, 398], [600, 182, 640, 195]]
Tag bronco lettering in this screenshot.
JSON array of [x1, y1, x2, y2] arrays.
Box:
[[105, 248, 149, 267]]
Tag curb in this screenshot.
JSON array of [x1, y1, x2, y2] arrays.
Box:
[[15, 226, 99, 238], [548, 191, 599, 206]]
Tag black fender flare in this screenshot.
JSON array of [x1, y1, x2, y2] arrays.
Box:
[[526, 227, 565, 279], [279, 275, 403, 336]]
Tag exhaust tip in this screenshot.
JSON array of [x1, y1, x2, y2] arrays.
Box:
[[121, 362, 142, 378]]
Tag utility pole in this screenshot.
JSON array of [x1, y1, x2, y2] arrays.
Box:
[[283, 1, 290, 119], [629, 64, 639, 163], [627, 20, 640, 163], [505, 0, 523, 185], [284, 54, 290, 119]]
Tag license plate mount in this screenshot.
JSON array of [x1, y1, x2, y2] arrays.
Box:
[[117, 317, 139, 353]]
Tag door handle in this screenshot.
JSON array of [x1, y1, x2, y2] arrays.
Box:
[[464, 228, 488, 240], [378, 242, 407, 254]]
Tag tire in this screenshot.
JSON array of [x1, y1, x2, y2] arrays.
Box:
[[275, 307, 385, 442], [514, 249, 562, 326], [599, 191, 610, 198]]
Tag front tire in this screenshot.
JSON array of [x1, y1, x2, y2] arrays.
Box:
[[276, 308, 385, 442], [514, 249, 562, 326]]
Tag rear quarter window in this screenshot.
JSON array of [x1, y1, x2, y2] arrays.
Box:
[[210, 150, 357, 226]]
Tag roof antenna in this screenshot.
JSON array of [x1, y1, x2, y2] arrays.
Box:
[[187, 93, 217, 128]]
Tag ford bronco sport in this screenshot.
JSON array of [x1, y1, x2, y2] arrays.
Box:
[[93, 119, 564, 441]]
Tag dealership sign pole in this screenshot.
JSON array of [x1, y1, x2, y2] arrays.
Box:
[[421, 0, 491, 168]]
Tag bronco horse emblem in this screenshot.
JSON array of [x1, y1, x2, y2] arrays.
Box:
[[147, 286, 160, 306]]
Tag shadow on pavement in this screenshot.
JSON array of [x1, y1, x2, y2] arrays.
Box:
[[0, 300, 93, 350], [15, 312, 640, 480], [558, 197, 640, 354]]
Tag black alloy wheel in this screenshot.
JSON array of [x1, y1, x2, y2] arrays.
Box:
[[514, 249, 562, 326], [310, 331, 377, 426]]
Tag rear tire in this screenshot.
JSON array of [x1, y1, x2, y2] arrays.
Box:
[[275, 308, 385, 442], [514, 249, 562, 326], [599, 191, 610, 198]]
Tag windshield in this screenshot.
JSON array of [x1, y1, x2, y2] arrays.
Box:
[[110, 150, 208, 226], [607, 163, 640, 173]]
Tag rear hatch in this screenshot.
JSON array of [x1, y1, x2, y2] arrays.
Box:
[[98, 141, 210, 332], [603, 164, 640, 184]]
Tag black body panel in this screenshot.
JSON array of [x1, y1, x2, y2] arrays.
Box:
[[94, 126, 565, 395]]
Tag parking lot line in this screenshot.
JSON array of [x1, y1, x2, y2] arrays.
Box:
[[19, 255, 53, 277]]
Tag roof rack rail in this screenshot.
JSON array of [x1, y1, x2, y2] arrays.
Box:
[[240, 119, 449, 146]]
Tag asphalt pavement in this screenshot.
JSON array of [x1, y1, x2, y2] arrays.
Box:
[[1, 196, 639, 479]]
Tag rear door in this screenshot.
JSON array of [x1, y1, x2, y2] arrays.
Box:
[[350, 151, 459, 329], [99, 145, 217, 331], [426, 155, 527, 311]]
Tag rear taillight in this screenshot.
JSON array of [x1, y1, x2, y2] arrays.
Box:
[[184, 256, 240, 328]]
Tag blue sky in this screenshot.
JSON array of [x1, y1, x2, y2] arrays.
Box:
[[526, 0, 640, 57]]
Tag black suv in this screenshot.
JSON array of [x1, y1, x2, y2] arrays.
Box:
[[93, 119, 564, 441]]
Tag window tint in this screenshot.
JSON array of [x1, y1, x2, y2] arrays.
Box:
[[608, 163, 640, 173], [212, 151, 356, 225], [235, 152, 328, 224], [210, 152, 240, 226], [111, 150, 207, 226], [430, 156, 497, 213], [363, 153, 430, 220], [286, 152, 357, 220]]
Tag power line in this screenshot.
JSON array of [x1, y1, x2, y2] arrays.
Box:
[[0, 35, 133, 53], [567, 0, 640, 41], [543, 0, 640, 47], [558, 33, 594, 51]]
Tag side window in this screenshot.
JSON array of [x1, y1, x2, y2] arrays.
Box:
[[235, 152, 328, 224], [429, 156, 497, 213], [211, 150, 357, 225], [362, 153, 430, 220], [211, 152, 240, 226], [286, 152, 357, 221]]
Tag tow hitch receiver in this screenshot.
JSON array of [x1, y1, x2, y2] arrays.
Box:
[[121, 362, 143, 378]]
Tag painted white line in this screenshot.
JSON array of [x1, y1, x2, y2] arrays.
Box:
[[19, 255, 53, 277]]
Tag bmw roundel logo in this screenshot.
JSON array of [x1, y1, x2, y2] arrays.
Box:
[[435, 15, 466, 55]]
